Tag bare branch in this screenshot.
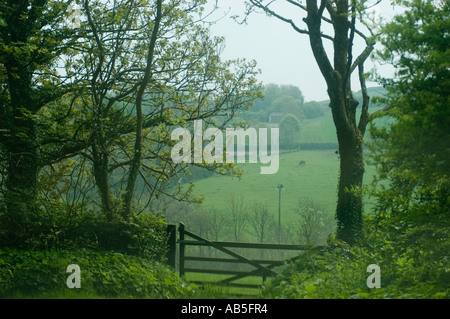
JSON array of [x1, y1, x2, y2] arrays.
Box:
[[350, 43, 374, 75], [249, 0, 334, 41], [357, 62, 370, 135]]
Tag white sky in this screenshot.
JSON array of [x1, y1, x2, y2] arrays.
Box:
[[206, 0, 399, 102]]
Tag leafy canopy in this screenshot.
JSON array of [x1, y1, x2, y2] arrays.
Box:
[[370, 0, 450, 217]]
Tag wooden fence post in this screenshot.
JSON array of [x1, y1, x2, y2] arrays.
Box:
[[179, 222, 185, 277], [166, 224, 177, 269]]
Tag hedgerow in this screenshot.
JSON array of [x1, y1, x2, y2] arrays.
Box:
[[262, 214, 449, 299], [0, 248, 195, 298]]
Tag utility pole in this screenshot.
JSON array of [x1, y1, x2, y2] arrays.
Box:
[[276, 184, 284, 243]]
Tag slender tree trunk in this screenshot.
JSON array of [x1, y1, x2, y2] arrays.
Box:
[[121, 0, 162, 219], [92, 141, 114, 222]]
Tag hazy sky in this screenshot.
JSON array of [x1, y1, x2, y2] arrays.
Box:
[[206, 0, 398, 102]]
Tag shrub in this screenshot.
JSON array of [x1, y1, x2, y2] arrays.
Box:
[[0, 248, 195, 298], [294, 198, 335, 246], [0, 209, 170, 261], [262, 214, 449, 299]]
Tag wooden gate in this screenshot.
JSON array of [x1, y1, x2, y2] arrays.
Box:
[[167, 223, 321, 289]]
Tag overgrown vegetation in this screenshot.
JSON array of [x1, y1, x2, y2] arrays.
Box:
[[260, 0, 450, 299], [0, 248, 195, 298], [0, 208, 169, 259], [0, 0, 259, 299], [0, 0, 448, 300], [262, 213, 449, 299]]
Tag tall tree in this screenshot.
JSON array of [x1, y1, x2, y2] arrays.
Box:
[[227, 192, 248, 241], [279, 113, 301, 148], [370, 0, 450, 218], [64, 0, 261, 220], [0, 1, 76, 230], [244, 0, 378, 243]]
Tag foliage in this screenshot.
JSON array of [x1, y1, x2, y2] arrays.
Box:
[[0, 248, 195, 298], [262, 0, 450, 299], [0, 0, 262, 251], [279, 113, 301, 149], [0, 207, 170, 261], [247, 84, 304, 122], [262, 213, 449, 299], [0, 0, 78, 226], [302, 101, 325, 119], [369, 0, 450, 217], [45, 0, 263, 220]]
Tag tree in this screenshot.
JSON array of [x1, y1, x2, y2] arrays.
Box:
[[205, 209, 229, 242], [0, 1, 77, 230], [295, 197, 334, 245], [249, 202, 275, 243], [227, 192, 248, 241], [271, 95, 303, 120], [279, 113, 301, 148], [243, 0, 378, 244], [251, 83, 304, 120], [370, 0, 450, 218], [303, 101, 325, 119], [0, 0, 262, 247], [58, 0, 261, 220]]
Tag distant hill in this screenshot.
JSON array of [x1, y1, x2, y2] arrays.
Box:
[[293, 86, 387, 144]]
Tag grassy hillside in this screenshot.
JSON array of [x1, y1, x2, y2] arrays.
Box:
[[299, 105, 386, 144], [191, 149, 340, 214], [299, 111, 337, 143], [182, 149, 377, 237], [174, 103, 385, 243]]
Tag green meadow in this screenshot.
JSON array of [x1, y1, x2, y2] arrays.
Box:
[[188, 149, 378, 229], [190, 149, 340, 219], [182, 107, 383, 236]]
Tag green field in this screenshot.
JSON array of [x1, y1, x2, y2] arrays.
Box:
[[184, 149, 377, 229], [175, 106, 385, 243], [299, 110, 338, 143], [191, 149, 340, 215]]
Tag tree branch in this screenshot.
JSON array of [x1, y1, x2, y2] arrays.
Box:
[[357, 62, 370, 135], [350, 42, 374, 75], [249, 0, 334, 41]]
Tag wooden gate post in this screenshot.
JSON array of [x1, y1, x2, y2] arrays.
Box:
[[166, 224, 177, 269], [179, 222, 185, 277]]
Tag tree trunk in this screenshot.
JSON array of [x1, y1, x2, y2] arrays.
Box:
[[335, 121, 365, 244], [121, 0, 162, 219], [4, 114, 39, 230], [3, 54, 39, 231], [303, 0, 368, 244], [92, 142, 114, 221]]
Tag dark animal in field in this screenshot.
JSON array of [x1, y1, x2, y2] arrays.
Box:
[[299, 160, 306, 166]]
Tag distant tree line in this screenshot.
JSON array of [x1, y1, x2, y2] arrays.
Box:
[[242, 84, 326, 123], [163, 192, 335, 246]]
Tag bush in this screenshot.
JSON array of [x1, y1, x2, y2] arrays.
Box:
[[262, 214, 449, 299], [294, 198, 335, 246], [0, 248, 195, 298], [0, 209, 170, 261]]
